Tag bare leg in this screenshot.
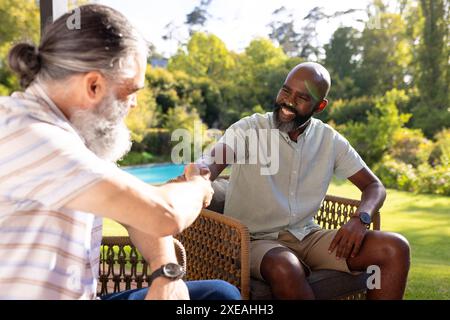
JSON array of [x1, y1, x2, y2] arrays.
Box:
[[347, 231, 410, 300], [260, 247, 315, 300]]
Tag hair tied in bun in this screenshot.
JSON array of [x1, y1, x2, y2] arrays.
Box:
[[8, 43, 42, 89]]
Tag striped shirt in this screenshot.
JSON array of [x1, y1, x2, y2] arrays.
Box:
[[0, 84, 115, 299]]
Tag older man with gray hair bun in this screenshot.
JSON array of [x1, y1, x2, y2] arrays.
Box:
[[0, 4, 240, 300]]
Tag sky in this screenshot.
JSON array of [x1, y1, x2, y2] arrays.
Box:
[[95, 0, 372, 57]]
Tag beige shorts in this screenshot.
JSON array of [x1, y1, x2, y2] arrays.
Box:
[[250, 229, 355, 280]]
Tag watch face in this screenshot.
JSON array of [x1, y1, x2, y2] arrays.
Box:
[[360, 212, 371, 225], [163, 263, 184, 278]]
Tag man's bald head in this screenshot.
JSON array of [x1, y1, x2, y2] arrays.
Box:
[[285, 62, 331, 101], [274, 62, 331, 134]]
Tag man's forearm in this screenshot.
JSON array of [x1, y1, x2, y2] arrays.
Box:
[[348, 168, 387, 219], [65, 169, 208, 237], [126, 226, 178, 270], [198, 143, 233, 181], [126, 226, 191, 300], [208, 163, 228, 181], [358, 182, 386, 218]]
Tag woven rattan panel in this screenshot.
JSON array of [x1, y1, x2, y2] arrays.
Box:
[[174, 210, 249, 298], [316, 195, 360, 229], [99, 210, 250, 298], [316, 195, 380, 231]]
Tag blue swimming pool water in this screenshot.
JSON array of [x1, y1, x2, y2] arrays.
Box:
[[124, 163, 185, 184]]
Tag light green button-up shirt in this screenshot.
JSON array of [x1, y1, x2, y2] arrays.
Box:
[[221, 112, 367, 241]]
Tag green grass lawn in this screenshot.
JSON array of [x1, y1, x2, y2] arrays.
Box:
[[103, 179, 450, 300], [328, 179, 450, 300]]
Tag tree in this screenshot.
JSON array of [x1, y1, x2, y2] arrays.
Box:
[[231, 38, 289, 117], [267, 6, 321, 59], [324, 27, 361, 100], [168, 32, 235, 81], [412, 0, 449, 137], [324, 27, 360, 80], [326, 96, 376, 125], [185, 0, 213, 35], [0, 0, 40, 94], [355, 3, 413, 96], [267, 7, 302, 57], [125, 87, 158, 143], [298, 6, 327, 60], [147, 42, 166, 62], [146, 67, 180, 115], [339, 89, 411, 166]]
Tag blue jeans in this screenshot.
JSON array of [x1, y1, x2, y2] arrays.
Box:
[[101, 280, 241, 300]]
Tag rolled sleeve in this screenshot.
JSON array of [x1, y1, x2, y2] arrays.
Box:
[[333, 132, 367, 179]]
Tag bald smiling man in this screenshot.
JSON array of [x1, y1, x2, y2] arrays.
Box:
[[191, 62, 411, 300]]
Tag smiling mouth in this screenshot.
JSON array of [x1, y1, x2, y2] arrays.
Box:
[[279, 105, 296, 120], [281, 106, 295, 115]]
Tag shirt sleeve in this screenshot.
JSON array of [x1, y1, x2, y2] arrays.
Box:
[[333, 131, 367, 180], [0, 121, 117, 211]]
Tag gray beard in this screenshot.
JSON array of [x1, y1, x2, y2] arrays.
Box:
[[275, 117, 301, 133], [273, 104, 313, 133], [69, 94, 132, 163]]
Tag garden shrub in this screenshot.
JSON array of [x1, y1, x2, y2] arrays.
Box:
[[428, 129, 450, 167], [416, 163, 450, 196], [374, 156, 418, 192], [118, 152, 156, 166], [389, 128, 433, 167]]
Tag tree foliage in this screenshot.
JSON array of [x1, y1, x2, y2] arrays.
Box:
[[0, 0, 39, 94], [185, 0, 213, 35], [355, 11, 413, 96], [168, 32, 235, 80], [338, 89, 411, 166], [125, 87, 158, 143], [412, 0, 449, 137]]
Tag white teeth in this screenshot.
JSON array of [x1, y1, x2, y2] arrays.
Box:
[[281, 107, 295, 115]]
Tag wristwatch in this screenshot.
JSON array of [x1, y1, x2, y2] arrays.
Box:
[[148, 263, 185, 286], [353, 212, 371, 228]]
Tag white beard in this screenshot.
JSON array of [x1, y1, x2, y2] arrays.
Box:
[[69, 94, 132, 163]]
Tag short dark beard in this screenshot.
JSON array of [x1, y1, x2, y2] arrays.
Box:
[[273, 103, 314, 133]]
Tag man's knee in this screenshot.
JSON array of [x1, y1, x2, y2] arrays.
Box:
[[386, 233, 410, 262], [209, 280, 241, 300], [372, 232, 411, 266], [260, 247, 307, 283], [187, 280, 241, 300]]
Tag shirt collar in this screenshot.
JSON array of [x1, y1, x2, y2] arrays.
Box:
[[23, 83, 82, 140], [303, 118, 315, 139], [26, 83, 70, 123]]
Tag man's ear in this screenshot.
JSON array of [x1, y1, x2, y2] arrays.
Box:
[[81, 71, 107, 109], [315, 99, 328, 114]]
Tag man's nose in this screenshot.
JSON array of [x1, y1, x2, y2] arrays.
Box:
[[281, 97, 295, 107], [281, 93, 295, 107]]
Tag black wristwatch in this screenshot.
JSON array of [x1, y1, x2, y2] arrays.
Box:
[[148, 263, 185, 286], [352, 212, 371, 228]]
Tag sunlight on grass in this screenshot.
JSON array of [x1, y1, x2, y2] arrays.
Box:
[[103, 218, 127, 236], [328, 178, 450, 300], [103, 178, 450, 299]]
